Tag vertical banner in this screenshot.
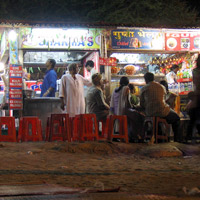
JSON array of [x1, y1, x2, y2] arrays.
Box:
[[9, 40, 18, 64], [9, 64, 23, 110]]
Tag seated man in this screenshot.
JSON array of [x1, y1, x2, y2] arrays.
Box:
[[86, 73, 110, 122], [140, 72, 181, 142]]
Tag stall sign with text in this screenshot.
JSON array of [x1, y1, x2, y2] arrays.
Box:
[[9, 64, 23, 110], [111, 29, 164, 50], [20, 28, 103, 50], [165, 31, 200, 51], [99, 57, 117, 66]]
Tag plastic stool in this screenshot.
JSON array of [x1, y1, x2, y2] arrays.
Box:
[[97, 117, 110, 139], [45, 117, 51, 141], [70, 115, 82, 142], [18, 116, 43, 142], [144, 116, 169, 143], [144, 116, 156, 141], [80, 114, 99, 141], [0, 117, 17, 142], [49, 114, 71, 142], [108, 115, 129, 143], [155, 117, 169, 143]]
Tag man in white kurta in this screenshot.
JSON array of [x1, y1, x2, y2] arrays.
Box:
[[59, 63, 92, 117]]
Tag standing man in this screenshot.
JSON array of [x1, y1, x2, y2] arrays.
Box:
[[166, 64, 179, 84], [40, 59, 57, 97], [140, 72, 181, 142], [85, 60, 97, 78], [59, 63, 92, 117]]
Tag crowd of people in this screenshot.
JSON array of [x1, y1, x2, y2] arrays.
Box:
[[40, 56, 200, 143]]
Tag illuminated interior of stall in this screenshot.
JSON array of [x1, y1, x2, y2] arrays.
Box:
[[23, 51, 90, 80], [110, 52, 197, 76]]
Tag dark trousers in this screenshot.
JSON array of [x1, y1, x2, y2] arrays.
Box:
[[164, 109, 181, 141], [186, 108, 200, 139]]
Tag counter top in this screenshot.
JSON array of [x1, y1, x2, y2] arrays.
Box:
[[24, 97, 61, 102]]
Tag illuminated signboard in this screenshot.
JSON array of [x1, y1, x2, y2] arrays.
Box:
[[111, 29, 164, 50], [165, 31, 200, 51], [20, 28, 103, 49]]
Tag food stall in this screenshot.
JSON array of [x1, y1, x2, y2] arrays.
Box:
[[0, 26, 105, 134], [106, 28, 200, 117]]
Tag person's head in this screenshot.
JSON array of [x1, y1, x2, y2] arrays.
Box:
[[144, 72, 154, 84], [160, 80, 169, 92], [86, 60, 94, 72], [92, 73, 102, 86], [120, 76, 129, 86], [188, 91, 195, 101], [128, 83, 136, 94], [171, 64, 179, 74], [68, 63, 79, 75], [115, 76, 129, 93], [46, 59, 56, 70]]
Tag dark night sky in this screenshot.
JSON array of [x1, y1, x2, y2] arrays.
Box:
[[184, 0, 200, 11]]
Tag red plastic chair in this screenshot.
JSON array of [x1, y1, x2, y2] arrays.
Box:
[[18, 116, 43, 142], [70, 115, 82, 142], [144, 116, 169, 143], [0, 117, 17, 142], [45, 117, 51, 141], [108, 115, 129, 143], [80, 114, 99, 141], [49, 114, 71, 142], [97, 117, 110, 139]]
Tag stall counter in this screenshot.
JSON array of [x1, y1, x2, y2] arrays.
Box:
[[23, 97, 62, 137]]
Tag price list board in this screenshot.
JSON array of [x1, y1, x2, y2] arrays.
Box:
[[9, 64, 23, 110]]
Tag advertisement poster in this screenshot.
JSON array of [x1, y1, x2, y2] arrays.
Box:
[[83, 52, 99, 79], [111, 29, 164, 50], [9, 64, 23, 110], [20, 28, 103, 50], [165, 31, 200, 51]]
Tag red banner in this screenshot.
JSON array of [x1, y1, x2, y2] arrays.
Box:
[[9, 99, 23, 110], [165, 31, 200, 51], [9, 64, 23, 110], [9, 89, 23, 99], [99, 57, 117, 66]]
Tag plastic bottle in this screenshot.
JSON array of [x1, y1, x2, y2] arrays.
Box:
[[184, 83, 188, 91], [180, 83, 185, 92], [188, 82, 192, 91], [175, 83, 179, 94]]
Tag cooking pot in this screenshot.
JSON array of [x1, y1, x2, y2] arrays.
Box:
[[23, 89, 36, 99]]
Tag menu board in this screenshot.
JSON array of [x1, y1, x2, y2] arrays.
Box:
[[111, 29, 164, 50], [9, 64, 23, 110], [165, 31, 200, 51]]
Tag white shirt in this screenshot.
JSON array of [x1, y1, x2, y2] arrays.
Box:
[[166, 71, 177, 84], [59, 74, 92, 117]]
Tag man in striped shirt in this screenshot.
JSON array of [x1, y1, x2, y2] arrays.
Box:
[[140, 72, 181, 142]]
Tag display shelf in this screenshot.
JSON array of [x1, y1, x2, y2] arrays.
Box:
[[177, 78, 192, 83], [111, 74, 165, 78], [179, 91, 191, 95]]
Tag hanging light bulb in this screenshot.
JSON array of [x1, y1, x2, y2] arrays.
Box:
[[8, 30, 17, 41]]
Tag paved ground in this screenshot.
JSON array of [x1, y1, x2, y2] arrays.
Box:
[[0, 141, 199, 200]]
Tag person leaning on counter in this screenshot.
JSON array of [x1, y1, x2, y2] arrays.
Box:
[[40, 59, 57, 97]]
